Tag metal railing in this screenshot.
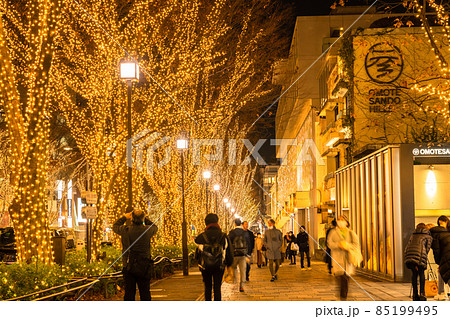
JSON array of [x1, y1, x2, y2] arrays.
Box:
[[3, 255, 184, 301]]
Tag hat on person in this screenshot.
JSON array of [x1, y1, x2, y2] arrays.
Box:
[[205, 213, 219, 225]]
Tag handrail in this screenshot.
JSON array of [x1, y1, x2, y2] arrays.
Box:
[[33, 280, 99, 301], [5, 278, 87, 301]]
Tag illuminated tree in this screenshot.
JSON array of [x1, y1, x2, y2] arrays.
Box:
[[49, 0, 288, 248], [0, 0, 63, 263]]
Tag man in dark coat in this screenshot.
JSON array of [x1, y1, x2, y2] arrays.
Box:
[[243, 221, 255, 281], [429, 215, 449, 299], [195, 213, 233, 301], [297, 226, 311, 269], [229, 219, 250, 292], [404, 223, 432, 301], [113, 209, 158, 301]]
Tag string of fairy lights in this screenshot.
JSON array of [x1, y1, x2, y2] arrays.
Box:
[[410, 0, 450, 123]]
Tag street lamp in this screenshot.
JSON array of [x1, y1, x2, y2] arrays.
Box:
[[223, 198, 229, 203], [213, 184, 220, 214], [120, 60, 139, 211], [177, 137, 189, 276], [203, 170, 211, 213]]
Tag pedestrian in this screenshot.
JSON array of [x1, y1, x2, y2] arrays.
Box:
[[297, 226, 311, 270], [195, 213, 233, 301], [242, 221, 255, 281], [437, 218, 450, 293], [263, 219, 283, 282], [228, 218, 250, 292], [404, 223, 433, 301], [325, 219, 337, 274], [255, 233, 264, 268], [287, 231, 297, 265], [327, 215, 361, 300], [113, 208, 157, 301], [281, 232, 288, 263], [429, 216, 449, 300]]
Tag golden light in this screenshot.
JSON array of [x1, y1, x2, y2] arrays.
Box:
[[203, 170, 211, 179], [119, 61, 139, 80], [176, 139, 188, 150], [213, 184, 220, 191]]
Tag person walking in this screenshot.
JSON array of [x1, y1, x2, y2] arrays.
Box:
[[113, 209, 158, 301], [404, 223, 433, 301], [429, 216, 449, 300], [297, 226, 311, 270], [243, 221, 255, 281], [437, 220, 450, 293], [255, 233, 264, 268], [195, 213, 233, 301], [325, 220, 337, 274], [263, 219, 283, 282], [327, 215, 361, 300], [228, 218, 250, 292], [281, 233, 288, 263], [286, 231, 297, 265]]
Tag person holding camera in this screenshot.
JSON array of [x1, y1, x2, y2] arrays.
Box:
[[113, 208, 158, 301]]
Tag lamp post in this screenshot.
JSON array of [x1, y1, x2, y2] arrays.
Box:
[[213, 184, 220, 214], [120, 60, 139, 211], [203, 170, 211, 213], [177, 138, 189, 276]]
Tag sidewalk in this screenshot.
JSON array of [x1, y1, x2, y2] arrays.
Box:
[[142, 261, 412, 301], [219, 261, 411, 301]]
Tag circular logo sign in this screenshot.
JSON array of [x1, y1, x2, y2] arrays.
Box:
[[412, 148, 420, 156], [365, 43, 403, 84]]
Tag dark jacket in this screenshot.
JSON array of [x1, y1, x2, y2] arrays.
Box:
[[228, 227, 250, 257], [430, 225, 448, 264], [195, 226, 233, 267], [404, 227, 432, 268], [286, 234, 296, 250], [113, 216, 158, 268], [246, 229, 255, 255], [438, 231, 450, 283], [296, 231, 309, 249]]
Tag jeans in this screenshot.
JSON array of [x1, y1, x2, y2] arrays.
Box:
[[232, 256, 247, 287], [299, 247, 311, 268], [201, 268, 225, 301], [411, 265, 425, 298], [289, 250, 296, 264], [269, 259, 281, 276], [123, 269, 151, 301]]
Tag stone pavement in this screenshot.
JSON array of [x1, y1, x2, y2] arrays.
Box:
[[144, 261, 412, 301]]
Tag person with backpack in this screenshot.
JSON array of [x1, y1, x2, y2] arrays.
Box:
[[195, 213, 233, 301], [429, 215, 449, 300], [404, 223, 433, 301], [263, 219, 283, 282], [113, 208, 158, 301], [228, 218, 250, 292]]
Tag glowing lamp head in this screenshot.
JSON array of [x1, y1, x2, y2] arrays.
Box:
[[223, 198, 229, 203], [231, 208, 235, 213], [226, 203, 231, 208], [203, 170, 211, 179], [120, 61, 139, 80], [176, 139, 188, 150], [213, 184, 220, 191]]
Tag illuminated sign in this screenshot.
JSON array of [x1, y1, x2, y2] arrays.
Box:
[[412, 148, 450, 156]]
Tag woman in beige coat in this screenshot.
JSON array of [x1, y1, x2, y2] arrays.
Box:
[[327, 215, 361, 300]]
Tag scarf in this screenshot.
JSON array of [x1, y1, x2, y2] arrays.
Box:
[[206, 223, 221, 230]]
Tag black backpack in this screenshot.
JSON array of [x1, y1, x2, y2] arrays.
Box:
[[233, 232, 247, 256], [200, 233, 226, 270]]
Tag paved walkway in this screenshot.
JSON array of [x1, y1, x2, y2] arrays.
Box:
[[143, 261, 412, 301]]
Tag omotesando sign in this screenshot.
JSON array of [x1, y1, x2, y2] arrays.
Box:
[[412, 147, 450, 157], [364, 42, 404, 113]]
